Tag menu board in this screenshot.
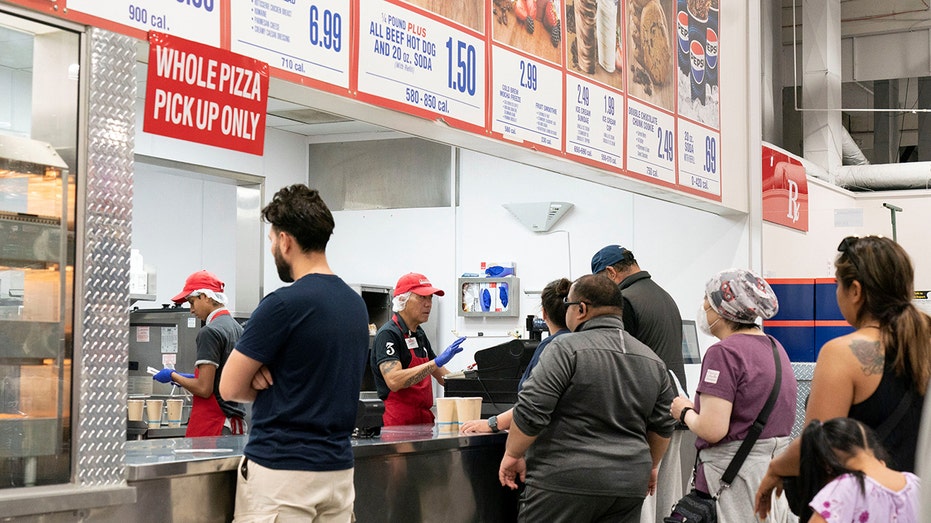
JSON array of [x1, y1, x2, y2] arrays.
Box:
[[626, 98, 676, 184], [490, 47, 562, 149], [230, 0, 351, 88], [565, 75, 623, 168], [357, 1, 487, 128], [67, 0, 221, 46], [47, 0, 728, 202]]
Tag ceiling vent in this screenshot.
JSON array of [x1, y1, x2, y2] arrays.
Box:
[[502, 201, 574, 232]]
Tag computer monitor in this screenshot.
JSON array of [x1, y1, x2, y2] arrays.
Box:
[[681, 319, 702, 364]]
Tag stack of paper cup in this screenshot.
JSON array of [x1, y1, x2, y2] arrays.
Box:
[[166, 399, 184, 428], [436, 397, 458, 433], [145, 399, 164, 429], [127, 399, 145, 422]]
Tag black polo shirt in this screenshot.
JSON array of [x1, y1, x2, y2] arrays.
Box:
[[618, 271, 687, 394], [370, 314, 437, 401]]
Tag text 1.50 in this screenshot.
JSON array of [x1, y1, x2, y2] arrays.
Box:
[[446, 39, 477, 96]]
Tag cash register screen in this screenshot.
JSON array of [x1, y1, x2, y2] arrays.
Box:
[[681, 320, 701, 364]]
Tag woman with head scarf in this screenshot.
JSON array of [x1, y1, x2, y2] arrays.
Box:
[[755, 236, 931, 520], [670, 268, 798, 522]]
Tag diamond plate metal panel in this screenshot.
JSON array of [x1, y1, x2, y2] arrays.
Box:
[[791, 362, 816, 438], [75, 28, 136, 487]]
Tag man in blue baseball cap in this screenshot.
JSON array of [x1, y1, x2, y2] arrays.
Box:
[[591, 244, 693, 523]]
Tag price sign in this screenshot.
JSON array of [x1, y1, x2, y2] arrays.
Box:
[[491, 47, 562, 149], [677, 119, 721, 196], [231, 0, 350, 88], [67, 0, 221, 45], [565, 76, 622, 168], [625, 99, 675, 184], [357, 1, 486, 127]]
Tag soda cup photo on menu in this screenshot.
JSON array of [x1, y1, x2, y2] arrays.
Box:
[[689, 40, 706, 105], [676, 0, 689, 74]]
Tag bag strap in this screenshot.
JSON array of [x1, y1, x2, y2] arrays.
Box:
[[716, 335, 781, 496], [875, 387, 914, 442]]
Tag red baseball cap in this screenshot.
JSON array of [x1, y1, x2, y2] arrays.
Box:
[[171, 270, 226, 304], [393, 272, 445, 297]]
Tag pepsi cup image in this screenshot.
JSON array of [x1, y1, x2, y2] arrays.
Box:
[[676, 0, 689, 75], [705, 4, 718, 87], [690, 39, 706, 104]]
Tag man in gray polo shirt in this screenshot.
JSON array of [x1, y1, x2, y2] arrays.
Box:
[[591, 244, 695, 523], [499, 274, 676, 522]]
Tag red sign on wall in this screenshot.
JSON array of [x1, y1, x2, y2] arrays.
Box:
[[143, 32, 269, 156], [762, 145, 809, 232]]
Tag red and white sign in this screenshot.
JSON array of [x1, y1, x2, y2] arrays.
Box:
[[762, 144, 808, 232], [143, 32, 269, 155]]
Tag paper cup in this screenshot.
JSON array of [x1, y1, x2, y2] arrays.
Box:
[[455, 397, 483, 425], [166, 399, 184, 428], [127, 399, 145, 421], [436, 397, 458, 433], [145, 399, 164, 429]]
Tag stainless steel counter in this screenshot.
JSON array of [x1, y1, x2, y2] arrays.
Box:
[[115, 425, 517, 522]]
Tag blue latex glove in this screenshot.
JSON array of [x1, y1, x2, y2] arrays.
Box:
[[435, 336, 466, 368], [481, 289, 491, 312], [152, 368, 174, 383], [499, 284, 509, 308], [153, 369, 194, 383]]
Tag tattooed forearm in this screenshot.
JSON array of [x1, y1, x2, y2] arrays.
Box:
[[850, 339, 884, 375], [380, 360, 401, 375], [403, 364, 434, 388]]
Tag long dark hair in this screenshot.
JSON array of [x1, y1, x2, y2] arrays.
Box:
[[836, 235, 931, 394], [540, 278, 571, 330], [798, 418, 888, 522]]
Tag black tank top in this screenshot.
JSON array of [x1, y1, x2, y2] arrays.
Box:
[[847, 349, 922, 472]]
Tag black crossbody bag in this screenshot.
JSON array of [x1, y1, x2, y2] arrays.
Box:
[[665, 336, 782, 523]]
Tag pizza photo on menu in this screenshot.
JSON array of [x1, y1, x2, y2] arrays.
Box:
[[627, 0, 675, 111], [492, 0, 564, 66]]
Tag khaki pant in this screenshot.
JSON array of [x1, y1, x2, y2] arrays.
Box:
[[233, 457, 355, 523]]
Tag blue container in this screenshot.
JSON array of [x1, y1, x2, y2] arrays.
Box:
[[814, 280, 845, 320], [766, 325, 815, 363], [769, 280, 815, 321]]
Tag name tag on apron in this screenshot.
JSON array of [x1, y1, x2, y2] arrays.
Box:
[[405, 337, 419, 349]]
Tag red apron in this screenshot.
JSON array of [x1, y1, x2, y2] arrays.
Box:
[[184, 366, 227, 437], [383, 316, 435, 426], [184, 309, 243, 437]]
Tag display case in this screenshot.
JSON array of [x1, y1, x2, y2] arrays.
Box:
[[458, 277, 520, 317], [0, 134, 75, 487]]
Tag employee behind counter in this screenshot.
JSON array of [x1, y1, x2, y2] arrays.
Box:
[[152, 270, 246, 437], [371, 273, 467, 426]]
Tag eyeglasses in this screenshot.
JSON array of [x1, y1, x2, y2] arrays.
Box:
[[837, 236, 860, 272], [563, 298, 584, 307]]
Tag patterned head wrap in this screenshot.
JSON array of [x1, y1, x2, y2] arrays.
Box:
[[704, 268, 779, 324]]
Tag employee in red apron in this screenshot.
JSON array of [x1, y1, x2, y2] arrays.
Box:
[[371, 273, 466, 426], [153, 270, 246, 437]]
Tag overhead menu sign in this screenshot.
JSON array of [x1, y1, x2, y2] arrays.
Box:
[[67, 0, 221, 46], [143, 32, 269, 155], [357, 1, 486, 129], [230, 0, 351, 88]]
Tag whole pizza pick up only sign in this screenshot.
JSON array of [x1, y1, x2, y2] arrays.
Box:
[[144, 32, 269, 155]]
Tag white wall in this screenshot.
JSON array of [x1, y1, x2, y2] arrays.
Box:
[[328, 148, 752, 374], [133, 123, 309, 305], [763, 177, 931, 289]]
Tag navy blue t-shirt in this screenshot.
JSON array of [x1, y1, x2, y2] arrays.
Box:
[[235, 273, 368, 471]]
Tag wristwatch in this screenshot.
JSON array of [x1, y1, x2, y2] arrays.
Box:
[[488, 415, 500, 433]]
